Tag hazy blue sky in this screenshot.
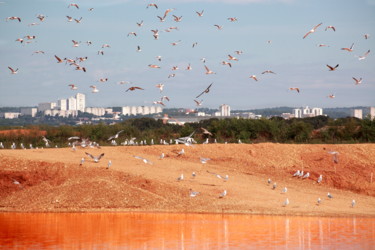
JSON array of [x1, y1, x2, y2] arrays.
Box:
[[0, 0, 374, 109]]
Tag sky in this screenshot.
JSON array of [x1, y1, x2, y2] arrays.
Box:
[[0, 0, 374, 110]]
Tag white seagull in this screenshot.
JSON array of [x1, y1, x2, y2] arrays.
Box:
[[85, 152, 105, 163]]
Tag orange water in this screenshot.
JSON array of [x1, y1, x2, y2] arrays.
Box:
[[0, 213, 374, 249]]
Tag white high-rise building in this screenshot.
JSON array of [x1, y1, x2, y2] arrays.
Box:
[[293, 108, 302, 118], [352, 109, 363, 119], [58, 99, 67, 111], [312, 108, 323, 116], [76, 93, 85, 112], [67, 97, 77, 111], [370, 107, 375, 120], [220, 104, 231, 117]]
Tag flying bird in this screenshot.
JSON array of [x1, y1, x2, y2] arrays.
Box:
[[196, 10, 204, 17], [261, 70, 276, 74], [90, 85, 99, 93], [289, 87, 300, 93], [6, 16, 22, 22], [194, 99, 203, 106], [328, 94, 335, 99], [85, 152, 105, 163], [126, 86, 144, 92], [328, 151, 339, 163], [196, 82, 213, 98], [156, 83, 164, 92], [356, 49, 370, 60], [214, 24, 223, 30], [68, 3, 79, 9], [303, 23, 323, 39], [352, 77, 362, 85], [227, 17, 238, 22], [221, 61, 232, 67], [108, 130, 124, 141], [341, 43, 354, 52], [148, 64, 160, 69], [201, 127, 212, 136], [133, 155, 153, 164], [8, 66, 18, 74], [249, 75, 258, 81], [204, 65, 216, 74], [68, 84, 78, 90], [325, 25, 336, 32], [326, 64, 339, 71], [147, 3, 158, 9]]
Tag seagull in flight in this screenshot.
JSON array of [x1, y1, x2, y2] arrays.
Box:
[[352, 77, 362, 85], [90, 85, 99, 93], [328, 151, 339, 163], [303, 22, 323, 39], [133, 155, 153, 164], [85, 152, 105, 163], [204, 65, 216, 74], [201, 127, 212, 136], [356, 49, 370, 60], [249, 75, 258, 81], [326, 64, 339, 71], [8, 66, 18, 74], [108, 130, 124, 141], [261, 70, 276, 74], [196, 82, 213, 98], [126, 86, 144, 92], [289, 87, 300, 93], [341, 43, 354, 52], [69, 84, 78, 90], [196, 10, 204, 17]]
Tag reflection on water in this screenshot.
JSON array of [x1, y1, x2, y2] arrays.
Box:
[[0, 213, 374, 249]]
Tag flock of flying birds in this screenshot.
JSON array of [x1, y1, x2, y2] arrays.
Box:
[[2, 2, 371, 109]]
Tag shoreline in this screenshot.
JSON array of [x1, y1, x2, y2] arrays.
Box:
[[1, 143, 375, 216]]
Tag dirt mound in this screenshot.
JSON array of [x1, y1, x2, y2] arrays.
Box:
[[0, 143, 374, 216]]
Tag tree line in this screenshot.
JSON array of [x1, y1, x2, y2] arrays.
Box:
[[0, 116, 374, 148]]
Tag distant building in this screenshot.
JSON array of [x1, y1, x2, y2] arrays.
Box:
[[0, 112, 21, 119], [352, 109, 363, 119], [220, 104, 231, 117], [67, 97, 77, 111], [293, 108, 302, 118], [370, 107, 375, 120], [121, 106, 163, 116], [38, 102, 57, 112], [58, 99, 67, 111], [44, 109, 78, 117], [20, 108, 37, 117], [281, 113, 295, 119], [293, 106, 324, 118], [85, 107, 106, 116], [76, 93, 86, 112]]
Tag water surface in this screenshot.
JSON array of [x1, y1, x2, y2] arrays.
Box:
[[0, 213, 374, 249]]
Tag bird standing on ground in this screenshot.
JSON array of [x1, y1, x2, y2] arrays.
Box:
[[219, 190, 227, 198], [317, 174, 323, 183]]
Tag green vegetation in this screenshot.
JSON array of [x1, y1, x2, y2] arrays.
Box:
[[0, 116, 374, 148]]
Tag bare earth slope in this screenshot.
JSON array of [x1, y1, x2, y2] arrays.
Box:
[[1, 143, 374, 216]]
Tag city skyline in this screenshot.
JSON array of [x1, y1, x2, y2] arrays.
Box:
[[0, 0, 374, 110]]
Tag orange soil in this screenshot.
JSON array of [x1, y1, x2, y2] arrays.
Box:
[[0, 143, 374, 216]]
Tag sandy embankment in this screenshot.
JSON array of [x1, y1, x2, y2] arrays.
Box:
[[1, 143, 374, 216]]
